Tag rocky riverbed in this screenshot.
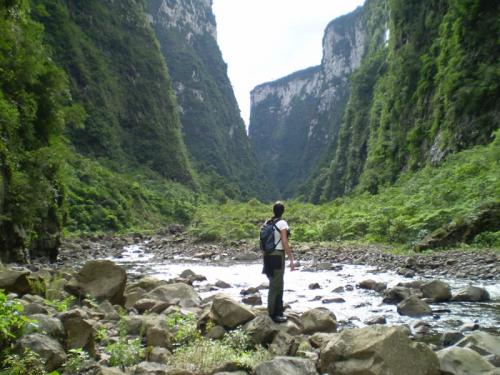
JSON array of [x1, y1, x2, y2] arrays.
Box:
[[0, 232, 498, 374]]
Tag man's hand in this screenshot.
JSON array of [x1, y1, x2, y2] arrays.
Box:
[[289, 260, 296, 271]]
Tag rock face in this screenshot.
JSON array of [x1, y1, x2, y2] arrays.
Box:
[[18, 333, 67, 372], [437, 347, 496, 375], [319, 325, 440, 375], [209, 294, 255, 329], [254, 356, 319, 375], [146, 0, 273, 200], [0, 268, 31, 295], [65, 260, 127, 305]]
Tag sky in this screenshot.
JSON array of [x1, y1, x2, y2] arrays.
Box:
[[212, 0, 366, 127]]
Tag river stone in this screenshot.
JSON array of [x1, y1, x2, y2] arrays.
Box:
[[397, 295, 432, 317], [242, 293, 262, 306], [358, 279, 387, 292], [270, 331, 297, 356], [98, 300, 120, 321], [215, 280, 231, 289], [383, 286, 412, 304], [206, 325, 226, 340], [300, 307, 337, 334], [210, 294, 255, 329], [319, 325, 440, 375], [0, 268, 31, 295], [134, 298, 160, 313], [133, 277, 168, 292], [254, 356, 319, 375], [28, 314, 65, 338], [148, 347, 171, 364], [59, 308, 95, 355], [179, 269, 207, 282], [437, 346, 495, 375], [455, 331, 500, 356], [147, 283, 200, 308], [134, 361, 170, 374], [65, 260, 127, 305], [421, 280, 452, 302], [243, 314, 279, 345], [146, 325, 171, 348], [452, 286, 490, 302], [18, 333, 67, 371], [125, 287, 148, 309], [309, 333, 339, 349], [97, 367, 127, 375], [441, 331, 465, 347]]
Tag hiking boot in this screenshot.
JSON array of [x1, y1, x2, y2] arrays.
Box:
[[272, 315, 288, 323]]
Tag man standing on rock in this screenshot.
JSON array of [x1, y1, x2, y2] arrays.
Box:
[[262, 201, 295, 323]]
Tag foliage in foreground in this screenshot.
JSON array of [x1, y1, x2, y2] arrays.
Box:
[[190, 134, 500, 249]]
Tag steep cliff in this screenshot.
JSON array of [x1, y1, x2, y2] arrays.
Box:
[[249, 5, 383, 196], [147, 0, 275, 200]]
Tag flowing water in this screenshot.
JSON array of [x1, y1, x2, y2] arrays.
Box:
[[110, 243, 500, 333]]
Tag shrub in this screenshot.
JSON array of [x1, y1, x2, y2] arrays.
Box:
[[0, 349, 46, 375]]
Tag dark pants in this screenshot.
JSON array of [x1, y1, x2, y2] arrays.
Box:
[[263, 250, 285, 317]]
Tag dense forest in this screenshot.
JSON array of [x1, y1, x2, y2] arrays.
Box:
[[0, 0, 499, 264]]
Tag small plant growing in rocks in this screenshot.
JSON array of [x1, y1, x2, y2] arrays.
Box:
[[64, 348, 90, 374], [0, 348, 46, 375]]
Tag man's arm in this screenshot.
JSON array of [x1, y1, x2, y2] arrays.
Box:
[[281, 229, 295, 271]]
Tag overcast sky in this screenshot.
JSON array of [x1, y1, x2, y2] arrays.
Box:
[[212, 0, 366, 127]]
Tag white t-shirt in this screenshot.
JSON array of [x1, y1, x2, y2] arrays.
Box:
[[274, 219, 289, 250]]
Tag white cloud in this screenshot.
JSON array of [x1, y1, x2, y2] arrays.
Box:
[[212, 0, 366, 127]]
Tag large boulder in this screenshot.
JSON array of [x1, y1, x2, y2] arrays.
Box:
[[397, 296, 432, 317], [18, 333, 67, 372], [452, 286, 490, 302], [64, 260, 127, 305], [210, 294, 255, 329], [146, 283, 200, 308], [0, 268, 31, 295], [455, 331, 500, 357], [382, 286, 412, 304], [420, 280, 452, 302], [269, 331, 297, 356], [300, 308, 337, 334], [437, 347, 496, 375], [243, 314, 279, 345], [319, 325, 440, 375], [59, 308, 95, 355], [28, 314, 65, 339], [254, 356, 318, 375], [358, 279, 387, 292]]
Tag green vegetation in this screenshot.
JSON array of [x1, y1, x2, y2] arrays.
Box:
[[0, 290, 33, 348], [63, 348, 89, 374], [0, 349, 46, 375], [104, 318, 145, 370], [191, 135, 499, 249], [165, 312, 269, 373]]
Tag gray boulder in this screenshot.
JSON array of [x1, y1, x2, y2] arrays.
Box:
[[59, 308, 95, 355], [147, 283, 200, 308], [65, 260, 127, 305], [28, 314, 64, 338], [319, 325, 440, 375], [0, 268, 31, 295], [269, 331, 297, 356], [254, 356, 318, 375], [452, 286, 490, 302], [134, 361, 170, 374], [148, 347, 171, 364], [300, 307, 337, 334], [455, 331, 500, 356], [358, 279, 387, 292], [18, 333, 66, 372], [210, 294, 255, 329], [383, 286, 412, 304], [243, 314, 279, 345], [397, 296, 432, 317], [437, 346, 495, 375], [421, 280, 452, 302], [96, 367, 127, 375]]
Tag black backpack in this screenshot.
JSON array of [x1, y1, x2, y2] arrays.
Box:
[[260, 218, 282, 253]]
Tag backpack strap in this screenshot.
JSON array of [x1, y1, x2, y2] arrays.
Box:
[[272, 218, 283, 248]]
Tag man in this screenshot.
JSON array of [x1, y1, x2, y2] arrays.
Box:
[[262, 201, 295, 323]]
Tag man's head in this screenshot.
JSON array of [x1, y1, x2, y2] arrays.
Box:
[[273, 201, 285, 218]]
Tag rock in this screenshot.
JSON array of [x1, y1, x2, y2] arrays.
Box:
[[420, 280, 452, 302], [147, 283, 200, 308], [322, 297, 345, 304], [210, 294, 255, 329], [233, 252, 259, 261], [18, 333, 67, 372], [133, 277, 168, 292], [365, 316, 387, 325], [397, 296, 432, 317], [179, 269, 206, 282], [242, 293, 262, 306], [300, 307, 337, 334], [206, 325, 226, 340], [96, 367, 127, 375], [309, 282, 321, 290], [309, 333, 338, 349], [243, 315, 278, 345], [452, 286, 490, 302], [441, 331, 465, 347], [28, 314, 65, 338], [0, 268, 31, 295], [332, 286, 345, 293], [134, 298, 161, 313], [148, 347, 171, 364], [437, 347, 495, 375], [65, 260, 127, 305], [319, 325, 440, 375], [213, 372, 247, 375], [98, 300, 120, 321], [240, 286, 259, 295], [383, 287, 412, 304], [23, 302, 49, 315], [146, 325, 171, 348], [215, 280, 231, 289], [134, 361, 170, 374], [125, 287, 147, 309], [455, 331, 500, 356], [59, 308, 95, 355], [269, 331, 297, 356], [460, 322, 480, 332], [254, 356, 318, 375], [358, 279, 387, 292]]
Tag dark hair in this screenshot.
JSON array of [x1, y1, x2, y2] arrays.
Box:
[[273, 201, 285, 218]]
